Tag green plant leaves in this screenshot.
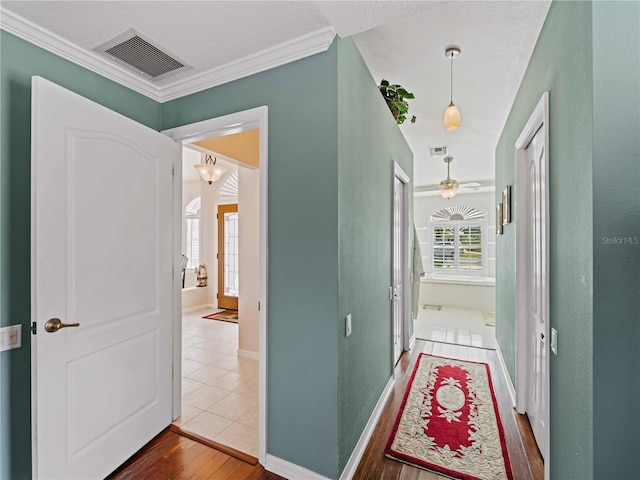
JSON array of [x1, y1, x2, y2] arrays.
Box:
[[378, 79, 416, 125]]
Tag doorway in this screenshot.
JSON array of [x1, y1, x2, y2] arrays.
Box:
[[163, 106, 268, 463], [392, 162, 411, 365], [515, 92, 550, 476]]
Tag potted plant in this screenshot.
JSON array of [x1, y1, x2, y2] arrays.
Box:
[[379, 79, 417, 124]]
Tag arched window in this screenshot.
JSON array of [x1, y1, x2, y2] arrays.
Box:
[[428, 204, 487, 275], [185, 197, 201, 269]]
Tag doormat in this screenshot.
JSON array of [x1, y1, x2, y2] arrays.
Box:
[[203, 310, 238, 323], [423, 304, 442, 310], [385, 354, 513, 480], [482, 312, 496, 327]]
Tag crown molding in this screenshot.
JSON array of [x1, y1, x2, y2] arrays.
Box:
[[0, 7, 336, 103], [0, 7, 160, 99], [158, 26, 336, 102]]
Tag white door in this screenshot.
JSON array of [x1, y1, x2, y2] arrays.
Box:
[[31, 77, 175, 479], [392, 174, 406, 364], [524, 125, 547, 455]]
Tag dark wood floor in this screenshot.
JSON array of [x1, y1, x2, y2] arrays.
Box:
[[108, 340, 542, 480], [107, 429, 285, 480], [352, 340, 544, 480]]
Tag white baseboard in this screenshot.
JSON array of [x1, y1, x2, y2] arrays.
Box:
[[495, 342, 517, 407], [181, 303, 217, 314], [339, 375, 395, 480], [238, 349, 259, 360], [265, 454, 331, 480]]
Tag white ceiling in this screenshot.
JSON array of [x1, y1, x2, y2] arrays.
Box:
[[1, 0, 550, 189]]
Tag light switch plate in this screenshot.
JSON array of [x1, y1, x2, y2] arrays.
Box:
[[0, 324, 22, 352], [551, 327, 557, 355], [345, 314, 352, 337]]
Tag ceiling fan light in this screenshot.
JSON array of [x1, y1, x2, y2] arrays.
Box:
[[444, 102, 460, 131], [440, 177, 459, 199]]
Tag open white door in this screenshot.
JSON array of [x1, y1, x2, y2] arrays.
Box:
[[31, 77, 174, 479]]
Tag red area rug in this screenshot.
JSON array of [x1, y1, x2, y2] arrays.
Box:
[[385, 354, 513, 480], [203, 310, 238, 323]]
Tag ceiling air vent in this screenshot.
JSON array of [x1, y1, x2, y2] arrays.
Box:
[[95, 29, 190, 81], [429, 146, 448, 156]]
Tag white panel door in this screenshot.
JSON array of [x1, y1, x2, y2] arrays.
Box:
[[525, 125, 547, 456], [392, 175, 405, 364], [31, 77, 174, 479]]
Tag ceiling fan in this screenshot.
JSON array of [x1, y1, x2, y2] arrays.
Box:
[[414, 156, 481, 199]]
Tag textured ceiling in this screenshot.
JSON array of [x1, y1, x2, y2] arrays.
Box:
[[353, 1, 550, 187], [1, 0, 550, 188]]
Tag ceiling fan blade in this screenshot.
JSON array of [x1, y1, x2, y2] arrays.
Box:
[[413, 184, 442, 193], [458, 182, 481, 188]]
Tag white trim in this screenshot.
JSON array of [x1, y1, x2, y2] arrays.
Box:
[[495, 342, 517, 408], [265, 455, 332, 480], [0, 7, 336, 103], [514, 91, 550, 479], [163, 105, 269, 465], [159, 27, 336, 102], [393, 162, 412, 356], [238, 349, 259, 361], [172, 142, 183, 423], [339, 376, 395, 480], [0, 7, 156, 99]]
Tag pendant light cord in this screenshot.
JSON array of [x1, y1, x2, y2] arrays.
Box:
[[450, 52, 454, 104]]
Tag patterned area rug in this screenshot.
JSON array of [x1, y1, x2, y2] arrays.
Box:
[[385, 354, 513, 480], [203, 310, 238, 323]]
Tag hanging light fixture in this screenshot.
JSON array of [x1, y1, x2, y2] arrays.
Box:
[[444, 47, 461, 131], [440, 156, 460, 199], [194, 154, 227, 184]]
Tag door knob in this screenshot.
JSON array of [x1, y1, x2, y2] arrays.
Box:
[[44, 318, 80, 333]]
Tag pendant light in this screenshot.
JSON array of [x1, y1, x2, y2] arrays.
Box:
[[439, 156, 460, 199], [444, 47, 461, 131], [194, 154, 227, 184]]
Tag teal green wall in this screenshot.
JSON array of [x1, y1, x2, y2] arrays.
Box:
[[592, 2, 640, 478], [336, 39, 413, 475], [163, 42, 341, 477], [0, 30, 161, 480], [495, 2, 594, 478]]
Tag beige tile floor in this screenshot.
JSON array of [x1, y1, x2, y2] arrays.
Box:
[[172, 308, 259, 457], [413, 306, 497, 349]]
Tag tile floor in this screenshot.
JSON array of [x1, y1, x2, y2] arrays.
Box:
[[413, 306, 497, 349], [172, 308, 259, 457]]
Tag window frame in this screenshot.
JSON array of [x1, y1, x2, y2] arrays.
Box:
[[427, 204, 488, 276]]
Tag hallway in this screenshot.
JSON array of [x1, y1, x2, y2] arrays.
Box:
[[353, 340, 543, 480]]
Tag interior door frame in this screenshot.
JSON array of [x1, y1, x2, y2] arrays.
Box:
[[392, 162, 411, 367], [514, 91, 549, 478], [162, 106, 268, 464]]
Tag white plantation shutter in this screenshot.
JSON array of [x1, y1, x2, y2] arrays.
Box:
[[185, 197, 201, 269], [428, 205, 486, 275]]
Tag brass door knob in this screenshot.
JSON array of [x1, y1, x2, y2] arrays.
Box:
[[44, 318, 80, 333]]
